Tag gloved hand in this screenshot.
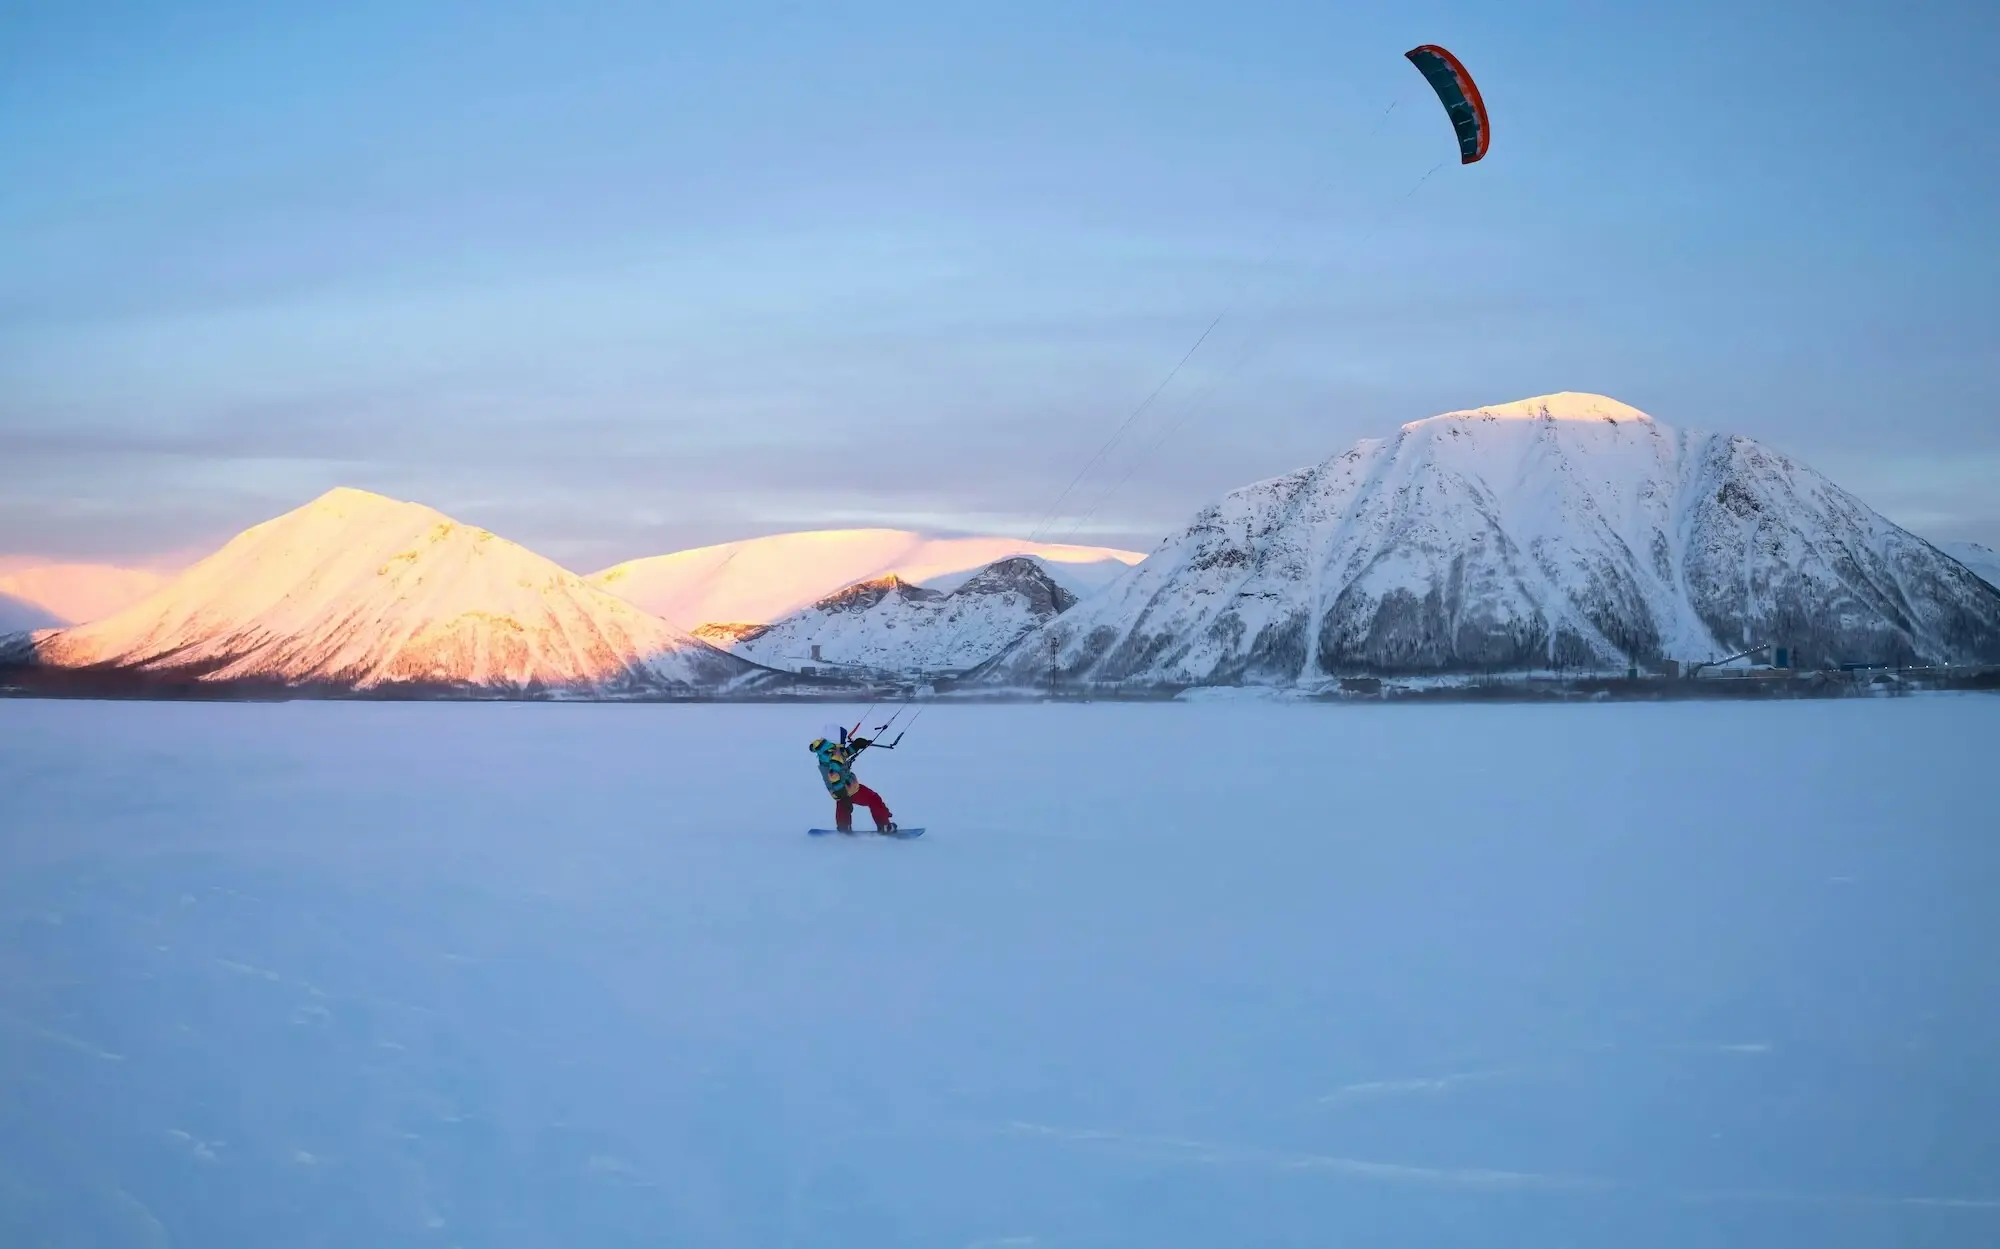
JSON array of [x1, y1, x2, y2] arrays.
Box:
[[851, 737, 872, 749]]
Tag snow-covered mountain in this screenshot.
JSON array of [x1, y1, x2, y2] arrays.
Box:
[[0, 560, 173, 625], [8, 488, 774, 696], [975, 393, 2000, 687], [588, 529, 1142, 629], [908, 552, 1140, 599], [0, 590, 62, 636], [708, 557, 1078, 675], [1943, 542, 2000, 591]]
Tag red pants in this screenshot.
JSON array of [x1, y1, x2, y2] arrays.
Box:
[[836, 783, 892, 830]]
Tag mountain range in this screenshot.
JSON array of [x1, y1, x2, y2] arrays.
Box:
[[706, 557, 1079, 676], [5, 393, 1996, 698], [3, 489, 768, 697], [586, 530, 1140, 629]]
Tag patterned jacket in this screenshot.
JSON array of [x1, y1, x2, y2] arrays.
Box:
[[810, 736, 866, 797]]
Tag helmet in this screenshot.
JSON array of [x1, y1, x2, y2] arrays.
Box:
[[817, 722, 846, 745]]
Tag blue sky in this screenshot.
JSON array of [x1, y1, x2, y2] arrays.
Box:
[[3, 0, 1995, 569]]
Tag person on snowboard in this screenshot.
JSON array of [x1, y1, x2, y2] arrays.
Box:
[[809, 723, 898, 834]]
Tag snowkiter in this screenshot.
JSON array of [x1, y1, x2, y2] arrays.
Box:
[[809, 723, 897, 834]]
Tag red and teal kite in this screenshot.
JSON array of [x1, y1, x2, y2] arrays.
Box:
[[1404, 44, 1490, 164]]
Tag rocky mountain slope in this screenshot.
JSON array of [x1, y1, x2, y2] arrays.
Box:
[[974, 393, 2000, 687], [709, 557, 1078, 675]]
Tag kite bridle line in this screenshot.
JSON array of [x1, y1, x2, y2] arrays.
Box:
[[1034, 47, 1487, 548], [1024, 94, 1408, 548], [1050, 154, 1449, 547]]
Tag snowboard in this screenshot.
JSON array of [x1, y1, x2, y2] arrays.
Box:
[[808, 826, 925, 840]]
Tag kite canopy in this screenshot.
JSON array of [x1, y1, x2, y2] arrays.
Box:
[[1405, 44, 1490, 164]]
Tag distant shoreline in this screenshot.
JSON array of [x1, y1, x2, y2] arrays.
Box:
[[5, 664, 1995, 705]]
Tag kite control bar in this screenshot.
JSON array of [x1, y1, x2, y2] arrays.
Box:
[[849, 694, 924, 754]]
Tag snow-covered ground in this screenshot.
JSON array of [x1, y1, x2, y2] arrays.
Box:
[[2, 697, 1996, 1248]]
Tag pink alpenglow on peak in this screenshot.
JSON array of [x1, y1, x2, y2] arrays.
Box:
[[0, 560, 174, 625], [588, 529, 1145, 630], [17, 487, 768, 695], [1409, 392, 1655, 429]]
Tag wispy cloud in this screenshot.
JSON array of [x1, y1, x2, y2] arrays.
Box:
[[1005, 1119, 2000, 1212], [1005, 1120, 1611, 1193], [5, 1, 1995, 563], [1317, 1067, 1530, 1105]]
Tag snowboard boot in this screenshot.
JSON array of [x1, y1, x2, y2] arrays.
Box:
[[874, 822, 898, 835]]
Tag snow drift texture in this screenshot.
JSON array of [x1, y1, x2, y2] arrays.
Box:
[[979, 393, 2000, 687], [711, 556, 1077, 674], [588, 529, 1141, 629], [10, 488, 768, 695]]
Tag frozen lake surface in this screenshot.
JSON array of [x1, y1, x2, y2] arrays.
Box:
[[2, 696, 1997, 1247]]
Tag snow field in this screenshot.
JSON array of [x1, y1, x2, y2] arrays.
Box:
[[1, 696, 1997, 1247]]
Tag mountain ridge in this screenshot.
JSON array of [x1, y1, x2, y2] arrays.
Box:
[[9, 488, 773, 696], [587, 529, 1142, 629], [6, 395, 1994, 697], [718, 557, 1080, 675], [0, 561, 174, 625], [972, 393, 2000, 688], [1943, 542, 2000, 591]]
